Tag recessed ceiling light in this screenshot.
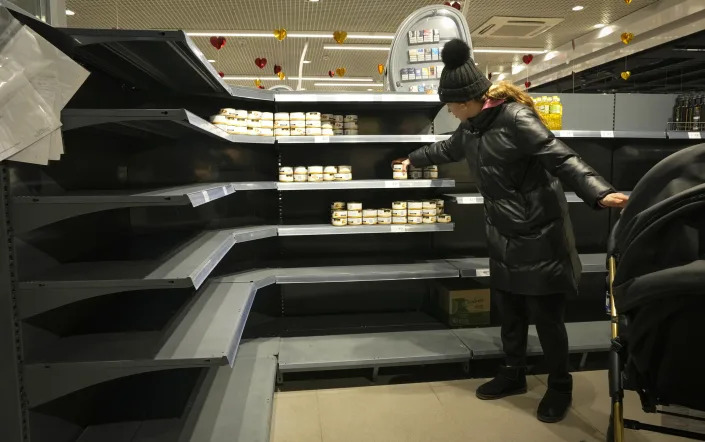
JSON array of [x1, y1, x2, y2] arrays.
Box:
[[65, 9, 75, 16], [593, 23, 606, 29], [309, 0, 320, 2], [367, 89, 373, 91], [572, 5, 584, 11], [207, 59, 216, 63], [303, 60, 312, 64]]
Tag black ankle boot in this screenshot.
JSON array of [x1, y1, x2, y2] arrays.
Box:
[[476, 366, 527, 400], [537, 375, 573, 423]]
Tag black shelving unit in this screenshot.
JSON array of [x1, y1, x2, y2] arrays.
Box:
[[3, 14, 704, 442]]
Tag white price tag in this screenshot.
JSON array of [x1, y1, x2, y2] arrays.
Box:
[[476, 268, 491, 277], [460, 196, 483, 204], [688, 132, 702, 140], [559, 130, 574, 138], [385, 181, 401, 188], [420, 135, 436, 142], [600, 131, 615, 138], [314, 136, 330, 143], [391, 225, 408, 233], [202, 190, 211, 203]]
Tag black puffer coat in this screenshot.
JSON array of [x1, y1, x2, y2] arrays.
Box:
[[410, 102, 615, 295]]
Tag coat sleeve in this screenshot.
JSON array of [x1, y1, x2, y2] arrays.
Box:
[[408, 124, 468, 168], [513, 107, 616, 208]]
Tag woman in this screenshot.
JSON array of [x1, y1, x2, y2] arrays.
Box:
[[395, 39, 629, 423]]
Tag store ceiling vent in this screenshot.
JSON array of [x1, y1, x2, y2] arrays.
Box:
[[472, 17, 564, 39]]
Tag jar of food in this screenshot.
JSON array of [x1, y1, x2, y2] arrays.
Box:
[[323, 173, 336, 181], [279, 167, 293, 174], [289, 112, 306, 121], [321, 128, 335, 136], [392, 163, 406, 172], [211, 115, 230, 125], [363, 209, 377, 218], [347, 209, 363, 218], [422, 201, 438, 210], [332, 210, 348, 218], [308, 166, 323, 174], [408, 201, 423, 210], [331, 202, 346, 210], [424, 170, 439, 179], [343, 122, 358, 130], [321, 113, 335, 121], [408, 209, 422, 217], [425, 165, 439, 172], [248, 111, 262, 120], [377, 209, 392, 218], [393, 171, 408, 180], [274, 128, 290, 137], [274, 120, 290, 128], [306, 120, 322, 128], [260, 120, 274, 129], [294, 166, 308, 175], [293, 174, 307, 182], [408, 216, 423, 224], [363, 217, 377, 225], [338, 165, 352, 174], [409, 170, 423, 179], [377, 217, 392, 225], [332, 217, 348, 227], [259, 128, 274, 137], [335, 173, 352, 181], [291, 127, 306, 136], [423, 208, 438, 216], [289, 120, 306, 128], [274, 112, 290, 121], [306, 112, 321, 121], [306, 128, 322, 136], [347, 202, 362, 211], [423, 215, 437, 224], [392, 209, 407, 217], [392, 201, 407, 210], [348, 217, 363, 226], [261, 112, 274, 121], [344, 114, 358, 122], [308, 173, 324, 182], [437, 214, 452, 223], [279, 174, 294, 182], [433, 199, 445, 214], [321, 122, 334, 130], [324, 166, 338, 174], [219, 108, 237, 115], [332, 115, 344, 123], [392, 216, 407, 225]]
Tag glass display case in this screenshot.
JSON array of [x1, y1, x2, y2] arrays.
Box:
[[386, 5, 472, 93]]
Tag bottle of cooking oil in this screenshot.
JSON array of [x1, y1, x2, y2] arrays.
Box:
[[550, 96, 563, 130]]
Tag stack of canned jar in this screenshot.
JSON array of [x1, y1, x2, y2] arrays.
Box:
[[331, 199, 450, 226]]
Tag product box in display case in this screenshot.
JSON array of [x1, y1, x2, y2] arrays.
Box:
[[435, 283, 491, 328], [385, 4, 472, 93]]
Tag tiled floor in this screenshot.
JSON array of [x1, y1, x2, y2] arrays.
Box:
[[271, 370, 688, 442]]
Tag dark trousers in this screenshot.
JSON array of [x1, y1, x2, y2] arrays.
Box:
[[496, 289, 571, 385]]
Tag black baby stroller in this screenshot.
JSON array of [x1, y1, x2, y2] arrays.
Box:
[[606, 143, 705, 441]]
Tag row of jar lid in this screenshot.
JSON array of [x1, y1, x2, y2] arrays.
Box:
[[333, 208, 444, 217], [332, 200, 444, 211], [331, 214, 450, 226], [218, 109, 358, 122]]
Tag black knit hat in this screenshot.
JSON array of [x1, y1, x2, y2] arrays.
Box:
[[439, 39, 492, 103]]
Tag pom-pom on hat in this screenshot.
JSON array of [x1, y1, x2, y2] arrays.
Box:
[[439, 39, 492, 103]]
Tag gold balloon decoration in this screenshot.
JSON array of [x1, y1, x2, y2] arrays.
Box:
[[273, 28, 287, 41]]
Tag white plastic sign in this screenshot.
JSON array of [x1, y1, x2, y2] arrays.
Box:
[[688, 132, 702, 140]]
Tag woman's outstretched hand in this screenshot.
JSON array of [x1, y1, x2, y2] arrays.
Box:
[[392, 158, 412, 171], [599, 192, 629, 209]]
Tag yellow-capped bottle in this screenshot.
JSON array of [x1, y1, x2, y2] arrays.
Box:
[[550, 96, 563, 130]]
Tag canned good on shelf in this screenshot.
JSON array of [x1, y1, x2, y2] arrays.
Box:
[[261, 112, 274, 121], [392, 201, 407, 210], [293, 174, 307, 182], [363, 209, 377, 218], [279, 167, 293, 174], [424, 170, 439, 179], [377, 209, 392, 217], [392, 163, 406, 172], [422, 201, 437, 210], [348, 217, 363, 226], [423, 208, 438, 216], [308, 173, 324, 182], [332, 210, 348, 218], [347, 209, 363, 218], [378, 217, 392, 225], [332, 217, 348, 227], [423, 215, 437, 224], [392, 209, 407, 217], [408, 209, 422, 217], [323, 173, 336, 181], [393, 171, 408, 180], [294, 166, 308, 175], [279, 174, 294, 182], [363, 217, 377, 225], [408, 216, 423, 224], [308, 166, 324, 174], [324, 166, 338, 174], [289, 112, 306, 121], [424, 165, 439, 172], [331, 202, 346, 210], [437, 214, 452, 223], [410, 171, 423, 179], [338, 165, 352, 173], [408, 201, 423, 210], [274, 112, 290, 121], [335, 173, 353, 181], [392, 216, 407, 225], [347, 202, 363, 211]]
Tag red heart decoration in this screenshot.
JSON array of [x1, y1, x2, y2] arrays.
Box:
[[209, 36, 226, 50], [451, 1, 461, 10], [274, 65, 282, 75], [522, 54, 534, 65], [328, 70, 335, 77], [218, 71, 224, 78], [255, 58, 267, 69], [258, 85, 265, 89], [524, 81, 532, 89]]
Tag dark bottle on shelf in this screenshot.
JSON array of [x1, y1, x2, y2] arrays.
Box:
[[685, 95, 694, 131], [673, 95, 683, 131], [694, 95, 703, 132]]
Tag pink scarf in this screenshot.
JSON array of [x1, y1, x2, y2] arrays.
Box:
[[482, 98, 505, 110]]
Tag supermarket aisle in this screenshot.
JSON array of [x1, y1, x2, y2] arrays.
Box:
[[271, 370, 683, 442]]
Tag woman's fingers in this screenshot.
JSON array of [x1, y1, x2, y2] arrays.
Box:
[[600, 193, 630, 208]]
